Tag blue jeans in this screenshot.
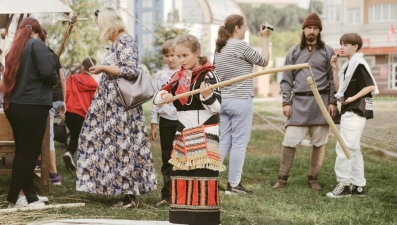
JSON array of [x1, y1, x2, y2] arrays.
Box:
[[219, 96, 253, 187], [49, 101, 64, 151]]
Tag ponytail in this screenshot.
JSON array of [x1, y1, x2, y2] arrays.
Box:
[[215, 14, 244, 53], [199, 56, 208, 65], [215, 26, 231, 53]]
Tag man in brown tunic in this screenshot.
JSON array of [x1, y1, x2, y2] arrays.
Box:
[[273, 13, 337, 190]]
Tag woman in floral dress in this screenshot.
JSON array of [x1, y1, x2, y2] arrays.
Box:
[[76, 7, 157, 207]]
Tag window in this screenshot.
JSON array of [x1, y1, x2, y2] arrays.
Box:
[[142, 0, 152, 8], [135, 12, 139, 24], [142, 33, 153, 50], [142, 12, 153, 30], [323, 0, 341, 23], [388, 55, 397, 89], [369, 4, 397, 23], [326, 6, 341, 23], [348, 8, 360, 24]]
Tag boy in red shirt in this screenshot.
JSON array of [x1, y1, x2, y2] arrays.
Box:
[[63, 58, 98, 171]]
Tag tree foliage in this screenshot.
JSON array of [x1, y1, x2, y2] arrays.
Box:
[[41, 0, 103, 72], [240, 3, 309, 34], [141, 23, 187, 74], [240, 2, 324, 81], [241, 2, 323, 61]]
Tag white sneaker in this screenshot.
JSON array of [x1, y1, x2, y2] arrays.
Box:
[[14, 195, 29, 207], [37, 195, 49, 202], [12, 195, 46, 208], [28, 201, 45, 207]]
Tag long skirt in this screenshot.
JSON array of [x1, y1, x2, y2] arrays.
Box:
[[169, 169, 220, 225]]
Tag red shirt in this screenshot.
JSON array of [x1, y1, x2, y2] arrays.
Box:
[[65, 73, 98, 118]]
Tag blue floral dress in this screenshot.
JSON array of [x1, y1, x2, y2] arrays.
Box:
[[76, 33, 157, 196]]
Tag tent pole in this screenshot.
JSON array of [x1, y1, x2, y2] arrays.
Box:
[[57, 15, 77, 58], [1, 14, 15, 62]]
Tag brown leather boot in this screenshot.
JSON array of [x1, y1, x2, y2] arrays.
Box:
[[272, 175, 288, 189], [308, 175, 322, 191]]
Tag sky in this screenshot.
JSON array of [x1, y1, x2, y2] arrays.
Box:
[[297, 0, 311, 9]]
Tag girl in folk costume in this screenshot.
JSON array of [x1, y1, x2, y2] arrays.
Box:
[[153, 34, 225, 225], [327, 33, 378, 198]]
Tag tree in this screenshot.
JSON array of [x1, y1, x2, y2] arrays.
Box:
[[41, 0, 103, 71], [240, 3, 308, 34], [241, 3, 313, 61], [240, 3, 310, 82], [141, 23, 187, 74], [310, 0, 323, 14]]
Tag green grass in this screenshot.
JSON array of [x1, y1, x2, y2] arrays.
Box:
[[1, 102, 397, 224]]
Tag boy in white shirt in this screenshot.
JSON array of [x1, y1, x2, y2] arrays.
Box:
[[150, 39, 180, 207], [327, 33, 378, 198]]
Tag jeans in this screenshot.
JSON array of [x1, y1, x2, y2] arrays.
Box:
[[49, 101, 64, 151], [219, 96, 253, 187]]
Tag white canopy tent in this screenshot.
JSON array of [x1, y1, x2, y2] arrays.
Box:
[[0, 0, 73, 61], [0, 0, 73, 14]]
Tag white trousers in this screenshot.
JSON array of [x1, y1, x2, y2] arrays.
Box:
[[335, 111, 366, 186], [282, 125, 329, 148]]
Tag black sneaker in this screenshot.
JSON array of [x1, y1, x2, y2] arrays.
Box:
[[326, 183, 351, 198], [225, 182, 252, 195], [63, 151, 76, 171], [351, 185, 366, 196], [218, 183, 226, 192], [35, 160, 42, 170], [155, 199, 168, 207]]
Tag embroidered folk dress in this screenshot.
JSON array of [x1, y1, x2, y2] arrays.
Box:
[[76, 33, 157, 196], [153, 66, 225, 225]]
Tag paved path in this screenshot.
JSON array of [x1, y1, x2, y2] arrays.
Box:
[[30, 219, 178, 225]]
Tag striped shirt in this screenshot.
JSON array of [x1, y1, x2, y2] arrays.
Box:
[[214, 38, 266, 99]]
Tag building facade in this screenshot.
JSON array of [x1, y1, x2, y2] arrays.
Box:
[[133, 0, 246, 61], [112, 0, 274, 97], [322, 0, 397, 95], [234, 0, 298, 8]]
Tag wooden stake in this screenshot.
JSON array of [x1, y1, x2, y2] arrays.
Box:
[[307, 77, 351, 159], [0, 203, 85, 214], [161, 63, 309, 103], [56, 15, 78, 58]]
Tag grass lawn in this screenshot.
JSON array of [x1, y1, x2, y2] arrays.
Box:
[[1, 102, 396, 225]]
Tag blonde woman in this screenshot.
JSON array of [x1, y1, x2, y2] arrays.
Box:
[[76, 7, 157, 207]]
